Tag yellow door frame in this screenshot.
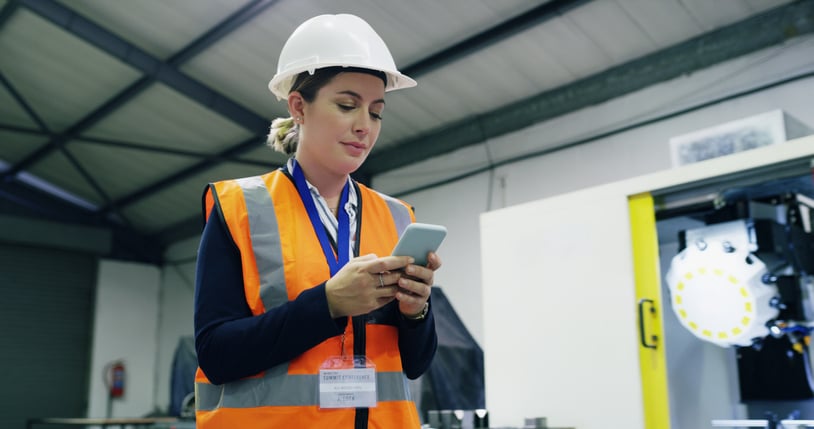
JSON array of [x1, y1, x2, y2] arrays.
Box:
[[629, 192, 671, 429]]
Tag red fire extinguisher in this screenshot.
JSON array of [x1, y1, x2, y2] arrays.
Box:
[[106, 361, 126, 398]]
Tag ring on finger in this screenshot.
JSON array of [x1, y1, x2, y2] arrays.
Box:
[[378, 273, 385, 288]]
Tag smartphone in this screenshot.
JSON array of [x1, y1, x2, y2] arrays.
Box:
[[391, 223, 447, 266]]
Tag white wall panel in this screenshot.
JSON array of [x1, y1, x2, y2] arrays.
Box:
[[87, 260, 161, 418]]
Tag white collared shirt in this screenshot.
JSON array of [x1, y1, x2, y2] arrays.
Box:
[[286, 158, 358, 255]]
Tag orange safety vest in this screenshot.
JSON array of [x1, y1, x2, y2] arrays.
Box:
[[194, 170, 420, 429]]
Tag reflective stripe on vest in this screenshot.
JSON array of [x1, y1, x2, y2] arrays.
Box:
[[235, 176, 288, 311], [196, 367, 411, 410], [378, 191, 412, 237]]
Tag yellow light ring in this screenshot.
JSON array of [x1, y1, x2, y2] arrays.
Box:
[[665, 243, 778, 347]]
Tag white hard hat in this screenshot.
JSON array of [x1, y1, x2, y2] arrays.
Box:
[[268, 14, 416, 99]]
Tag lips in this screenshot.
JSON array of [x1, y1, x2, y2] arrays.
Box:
[[341, 141, 368, 156]]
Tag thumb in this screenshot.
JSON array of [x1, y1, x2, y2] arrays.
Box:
[[353, 253, 378, 262]]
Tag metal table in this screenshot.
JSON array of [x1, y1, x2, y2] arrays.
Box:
[[712, 419, 814, 428], [27, 417, 183, 429]]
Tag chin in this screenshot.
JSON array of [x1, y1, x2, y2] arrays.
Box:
[[343, 156, 368, 172]]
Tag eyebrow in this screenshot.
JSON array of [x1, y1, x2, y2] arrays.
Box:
[[337, 90, 385, 105]]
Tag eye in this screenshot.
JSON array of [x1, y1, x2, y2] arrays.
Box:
[[337, 104, 355, 112], [370, 112, 383, 121]]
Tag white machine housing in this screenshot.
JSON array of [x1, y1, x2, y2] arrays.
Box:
[[665, 219, 779, 347]]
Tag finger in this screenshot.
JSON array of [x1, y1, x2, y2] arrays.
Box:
[[397, 285, 428, 303], [375, 286, 399, 306], [426, 252, 442, 271], [376, 285, 398, 298], [354, 253, 378, 263], [365, 255, 414, 274], [379, 271, 398, 287], [397, 277, 430, 298], [403, 264, 433, 284]]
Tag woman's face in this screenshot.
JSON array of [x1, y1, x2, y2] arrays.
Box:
[[296, 72, 386, 177]]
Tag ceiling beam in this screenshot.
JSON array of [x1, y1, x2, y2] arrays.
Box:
[[0, 70, 49, 132], [0, 2, 18, 29], [0, 0, 277, 236], [135, 0, 814, 245], [0, 180, 92, 223], [168, 0, 282, 65], [3, 0, 272, 181], [402, 0, 591, 78], [360, 0, 814, 176], [3, 0, 595, 230], [153, 214, 204, 248], [0, 180, 164, 263], [0, 123, 269, 166], [99, 135, 278, 214], [17, 0, 270, 130], [95, 0, 592, 217]]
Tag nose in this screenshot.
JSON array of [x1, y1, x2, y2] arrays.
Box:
[[353, 111, 371, 138]]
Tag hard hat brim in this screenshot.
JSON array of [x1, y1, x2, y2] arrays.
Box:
[[268, 64, 417, 100]]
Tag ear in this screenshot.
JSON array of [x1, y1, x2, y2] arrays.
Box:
[[288, 92, 305, 120]]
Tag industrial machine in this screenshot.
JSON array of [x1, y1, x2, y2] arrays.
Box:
[[663, 176, 814, 417]]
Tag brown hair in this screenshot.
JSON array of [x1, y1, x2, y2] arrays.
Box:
[[267, 67, 387, 155]]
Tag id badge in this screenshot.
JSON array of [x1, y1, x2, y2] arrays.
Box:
[[319, 356, 377, 409]]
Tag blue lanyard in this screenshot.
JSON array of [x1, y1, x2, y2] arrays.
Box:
[[291, 160, 351, 276]]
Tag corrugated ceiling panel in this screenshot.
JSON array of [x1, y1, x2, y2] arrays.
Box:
[[679, 0, 755, 32], [182, 0, 551, 127], [84, 83, 253, 154], [373, 141, 492, 197], [0, 82, 37, 128], [178, 21, 284, 121], [329, 0, 552, 65], [26, 150, 105, 206], [0, 9, 142, 132], [614, 0, 703, 49], [58, 0, 251, 60], [491, 31, 577, 90], [0, 131, 49, 165], [67, 141, 201, 200], [745, 0, 791, 11], [180, 1, 319, 118], [522, 14, 611, 80], [568, 1, 658, 64], [120, 179, 201, 234], [445, 52, 535, 110], [374, 78, 459, 147], [412, 21, 591, 118], [377, 9, 625, 146], [373, 90, 442, 148], [374, 0, 793, 162], [374, 20, 582, 147], [122, 162, 272, 234], [234, 143, 291, 167]]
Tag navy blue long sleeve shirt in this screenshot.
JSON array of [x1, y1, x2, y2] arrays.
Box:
[[194, 208, 437, 385]]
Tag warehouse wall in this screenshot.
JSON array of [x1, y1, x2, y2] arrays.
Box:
[[83, 250, 195, 418], [154, 237, 198, 413], [376, 34, 814, 346], [86, 260, 160, 418]]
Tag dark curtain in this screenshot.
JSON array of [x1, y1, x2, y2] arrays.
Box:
[[412, 287, 485, 421]]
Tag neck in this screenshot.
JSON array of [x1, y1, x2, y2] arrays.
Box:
[[294, 157, 348, 208]]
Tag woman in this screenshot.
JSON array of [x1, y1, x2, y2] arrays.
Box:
[[193, 14, 439, 429]]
